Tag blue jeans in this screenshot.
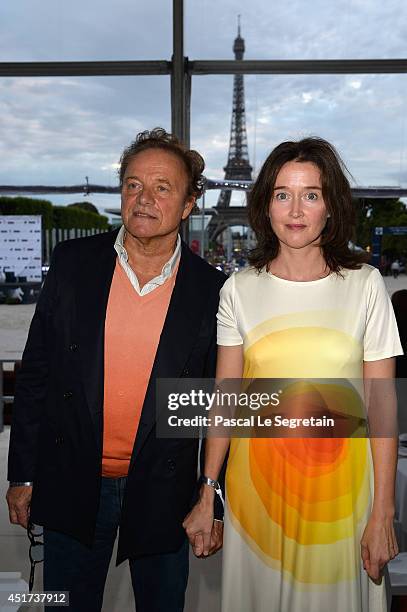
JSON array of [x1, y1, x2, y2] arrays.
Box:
[[43, 477, 189, 612]]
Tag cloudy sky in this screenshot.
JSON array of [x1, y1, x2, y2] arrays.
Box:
[[1, 0, 407, 212]]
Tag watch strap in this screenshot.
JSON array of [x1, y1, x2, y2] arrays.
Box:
[[9, 481, 33, 487]]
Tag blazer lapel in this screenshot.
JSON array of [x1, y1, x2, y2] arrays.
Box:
[[129, 243, 208, 465]]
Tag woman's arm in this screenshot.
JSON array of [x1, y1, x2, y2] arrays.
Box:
[[361, 357, 399, 581], [183, 344, 243, 556]]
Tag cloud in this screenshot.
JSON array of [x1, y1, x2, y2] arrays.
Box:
[[0, 0, 407, 199], [0, 0, 172, 61], [0, 75, 171, 184]]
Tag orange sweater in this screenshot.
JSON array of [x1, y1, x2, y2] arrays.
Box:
[[102, 260, 177, 477]]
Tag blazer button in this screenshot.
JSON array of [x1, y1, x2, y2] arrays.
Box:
[[181, 368, 189, 377], [55, 436, 64, 444], [69, 343, 78, 352], [167, 459, 176, 471], [63, 391, 73, 400]]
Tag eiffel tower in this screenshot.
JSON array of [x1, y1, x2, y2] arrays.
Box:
[[216, 17, 253, 209]]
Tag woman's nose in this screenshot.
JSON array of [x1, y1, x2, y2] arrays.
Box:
[[289, 194, 303, 217]]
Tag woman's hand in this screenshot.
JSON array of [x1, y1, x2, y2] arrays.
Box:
[[183, 486, 218, 557], [360, 512, 398, 582]]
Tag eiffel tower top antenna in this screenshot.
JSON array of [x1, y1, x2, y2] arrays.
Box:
[[233, 14, 245, 60], [216, 18, 252, 208]]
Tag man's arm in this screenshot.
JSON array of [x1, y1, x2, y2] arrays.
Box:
[[6, 247, 60, 527]]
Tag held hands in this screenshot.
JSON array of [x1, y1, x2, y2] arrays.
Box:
[[183, 486, 223, 557], [6, 485, 33, 529], [360, 512, 398, 582]]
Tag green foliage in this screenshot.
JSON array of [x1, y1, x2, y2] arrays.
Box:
[[0, 196, 53, 229], [67, 201, 99, 214], [354, 198, 407, 255], [52, 206, 108, 230], [0, 196, 109, 230]]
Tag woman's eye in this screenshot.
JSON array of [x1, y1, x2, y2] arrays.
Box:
[[305, 192, 318, 201], [275, 192, 289, 201]]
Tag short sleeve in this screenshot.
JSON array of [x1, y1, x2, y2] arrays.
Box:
[[217, 274, 243, 346], [364, 267, 403, 361]]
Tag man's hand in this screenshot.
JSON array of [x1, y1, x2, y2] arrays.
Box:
[[184, 515, 223, 558], [183, 482, 224, 558], [183, 483, 218, 557], [183, 500, 213, 557], [6, 485, 33, 529]]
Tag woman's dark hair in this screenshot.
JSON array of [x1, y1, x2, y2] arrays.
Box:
[[118, 127, 205, 199], [247, 137, 363, 272]]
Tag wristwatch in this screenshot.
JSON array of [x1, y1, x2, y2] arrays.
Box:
[[201, 476, 220, 490], [201, 475, 224, 508]]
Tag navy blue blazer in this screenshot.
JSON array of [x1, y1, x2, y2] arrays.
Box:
[[8, 229, 226, 563]]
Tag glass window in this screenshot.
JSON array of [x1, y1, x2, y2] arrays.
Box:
[[0, 76, 170, 219], [186, 0, 406, 60], [1, 0, 172, 61], [191, 73, 407, 210]]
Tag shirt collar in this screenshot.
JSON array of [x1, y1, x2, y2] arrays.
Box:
[[114, 225, 181, 281]]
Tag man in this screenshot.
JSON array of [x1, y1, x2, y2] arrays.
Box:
[[6, 128, 226, 612]]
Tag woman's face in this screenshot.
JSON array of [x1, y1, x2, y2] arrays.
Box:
[[268, 161, 329, 252]]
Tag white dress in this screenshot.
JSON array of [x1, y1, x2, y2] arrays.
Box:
[[217, 264, 402, 612]]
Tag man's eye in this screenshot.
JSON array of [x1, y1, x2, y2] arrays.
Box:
[[305, 192, 318, 201], [128, 182, 141, 190], [157, 185, 169, 192]]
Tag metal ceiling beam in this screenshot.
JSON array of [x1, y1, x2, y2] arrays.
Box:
[[171, 0, 190, 241], [0, 184, 119, 195], [0, 61, 171, 77], [2, 59, 406, 80], [171, 0, 190, 146], [2, 183, 406, 199], [189, 59, 407, 75]]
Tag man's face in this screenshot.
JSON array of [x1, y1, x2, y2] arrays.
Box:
[[121, 148, 195, 241]]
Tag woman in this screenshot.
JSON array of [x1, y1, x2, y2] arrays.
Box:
[[183, 137, 402, 612]]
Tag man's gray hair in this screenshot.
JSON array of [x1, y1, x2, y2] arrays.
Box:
[[119, 127, 205, 199]]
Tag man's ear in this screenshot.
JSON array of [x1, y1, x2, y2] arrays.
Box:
[[181, 196, 196, 220]]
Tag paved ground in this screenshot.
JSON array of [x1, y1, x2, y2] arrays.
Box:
[[0, 305, 37, 363], [1, 273, 406, 362], [0, 425, 222, 610], [382, 274, 407, 296]]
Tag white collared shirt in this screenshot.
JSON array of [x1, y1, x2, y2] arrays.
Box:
[[114, 225, 181, 296]]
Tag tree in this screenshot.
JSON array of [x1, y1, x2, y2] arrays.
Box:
[[354, 198, 407, 256], [0, 196, 109, 230], [67, 201, 99, 214]]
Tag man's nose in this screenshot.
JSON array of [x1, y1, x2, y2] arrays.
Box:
[[138, 185, 153, 205]]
